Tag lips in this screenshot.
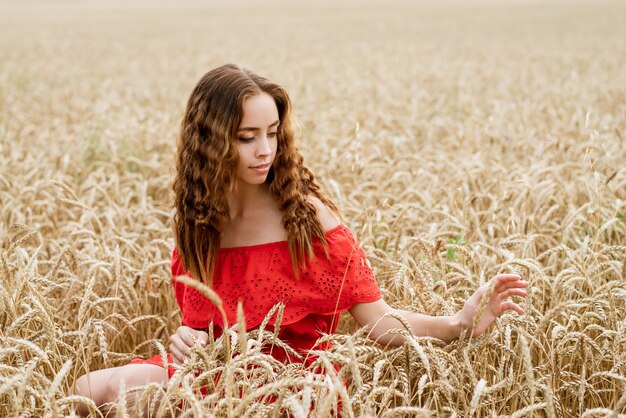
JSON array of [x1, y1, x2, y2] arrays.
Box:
[[250, 163, 271, 169]]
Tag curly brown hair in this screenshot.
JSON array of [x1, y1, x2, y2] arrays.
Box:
[[172, 64, 339, 284]]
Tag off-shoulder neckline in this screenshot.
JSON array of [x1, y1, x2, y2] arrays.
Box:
[[217, 224, 346, 253]]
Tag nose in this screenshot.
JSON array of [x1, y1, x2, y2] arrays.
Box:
[[255, 134, 272, 158]]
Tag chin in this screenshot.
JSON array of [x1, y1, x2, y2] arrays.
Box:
[[241, 176, 269, 186]]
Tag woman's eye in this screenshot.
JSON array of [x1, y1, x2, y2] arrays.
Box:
[[238, 137, 255, 142], [268, 132, 278, 137]]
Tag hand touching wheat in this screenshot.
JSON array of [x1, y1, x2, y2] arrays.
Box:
[[456, 274, 529, 337]]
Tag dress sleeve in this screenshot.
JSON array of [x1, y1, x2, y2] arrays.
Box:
[[303, 225, 382, 314], [170, 248, 215, 330]]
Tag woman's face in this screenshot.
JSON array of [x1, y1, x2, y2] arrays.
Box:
[[235, 92, 279, 186]]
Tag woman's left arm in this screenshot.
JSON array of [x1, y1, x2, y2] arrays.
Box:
[[349, 274, 529, 346]]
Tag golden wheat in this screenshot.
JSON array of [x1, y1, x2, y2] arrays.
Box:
[[1, 0, 626, 416]]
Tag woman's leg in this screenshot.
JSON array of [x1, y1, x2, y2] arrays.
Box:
[[74, 364, 168, 417]]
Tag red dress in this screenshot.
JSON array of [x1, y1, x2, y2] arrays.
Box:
[[130, 224, 382, 377]]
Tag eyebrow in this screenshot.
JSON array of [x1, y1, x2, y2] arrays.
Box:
[[238, 120, 280, 132]]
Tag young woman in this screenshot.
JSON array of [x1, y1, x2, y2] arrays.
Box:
[[73, 64, 529, 415]]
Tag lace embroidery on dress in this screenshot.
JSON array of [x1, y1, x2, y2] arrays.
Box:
[[172, 224, 382, 330]]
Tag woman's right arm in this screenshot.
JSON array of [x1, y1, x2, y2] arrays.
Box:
[[169, 208, 210, 364]]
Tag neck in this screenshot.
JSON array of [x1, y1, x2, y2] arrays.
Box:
[[227, 181, 272, 220]]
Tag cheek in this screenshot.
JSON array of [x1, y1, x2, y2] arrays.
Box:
[[235, 149, 248, 171], [236, 142, 252, 159]]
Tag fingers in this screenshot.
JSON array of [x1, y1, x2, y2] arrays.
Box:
[[488, 275, 529, 317], [498, 288, 528, 300], [170, 343, 185, 365], [196, 331, 209, 347], [169, 326, 209, 365], [177, 326, 196, 347], [169, 333, 191, 358], [500, 300, 525, 315], [493, 274, 529, 294]]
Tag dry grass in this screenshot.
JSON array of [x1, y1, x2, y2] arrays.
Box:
[[1, 0, 626, 416]]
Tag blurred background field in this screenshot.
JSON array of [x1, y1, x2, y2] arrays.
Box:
[[1, 0, 625, 416]]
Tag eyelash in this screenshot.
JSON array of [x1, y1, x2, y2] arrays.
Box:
[[238, 132, 278, 142]]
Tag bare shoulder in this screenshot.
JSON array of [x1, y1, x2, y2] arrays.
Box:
[[306, 196, 340, 231]]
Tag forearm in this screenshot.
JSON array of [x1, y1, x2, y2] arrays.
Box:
[[367, 309, 463, 346]]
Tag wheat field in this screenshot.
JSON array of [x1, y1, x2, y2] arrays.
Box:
[[1, 0, 625, 416]]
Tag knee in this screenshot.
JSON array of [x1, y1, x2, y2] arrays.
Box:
[[72, 368, 120, 407], [73, 373, 91, 398], [103, 368, 126, 405], [72, 372, 101, 416]]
